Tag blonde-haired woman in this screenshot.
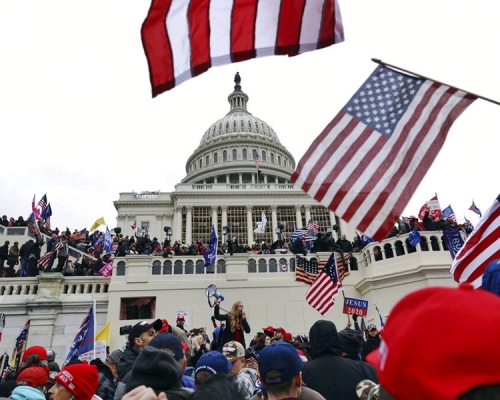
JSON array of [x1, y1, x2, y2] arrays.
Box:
[[214, 300, 251, 349]]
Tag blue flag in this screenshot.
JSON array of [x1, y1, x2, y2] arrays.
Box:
[[41, 203, 52, 221], [104, 226, 112, 253], [203, 225, 218, 267], [409, 230, 421, 247], [443, 229, 465, 259], [64, 304, 95, 365], [375, 305, 385, 328]]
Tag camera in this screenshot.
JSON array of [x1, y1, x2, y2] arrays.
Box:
[[120, 325, 132, 336]]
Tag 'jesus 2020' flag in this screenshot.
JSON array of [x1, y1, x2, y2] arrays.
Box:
[[65, 304, 95, 365], [291, 64, 476, 242], [451, 194, 500, 289], [203, 225, 218, 268], [141, 0, 344, 97], [306, 253, 342, 316]]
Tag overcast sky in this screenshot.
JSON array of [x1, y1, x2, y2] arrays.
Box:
[[0, 0, 498, 232]]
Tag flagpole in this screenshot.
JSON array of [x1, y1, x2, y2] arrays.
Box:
[[93, 300, 96, 360], [371, 58, 500, 106]]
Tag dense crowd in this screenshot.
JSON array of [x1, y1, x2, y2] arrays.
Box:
[[1, 275, 500, 400]]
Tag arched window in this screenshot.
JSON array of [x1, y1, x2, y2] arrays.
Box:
[[278, 155, 281, 165], [262, 151, 266, 161], [232, 149, 237, 160], [219, 123, 222, 132], [214, 153, 218, 163], [253, 149, 258, 160], [199, 159, 202, 168], [240, 120, 244, 129], [270, 153, 274, 163], [225, 122, 229, 130], [206, 155, 209, 166], [242, 149, 247, 160], [223, 150, 227, 161]]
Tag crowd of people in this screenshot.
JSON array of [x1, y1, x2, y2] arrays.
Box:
[[2, 276, 500, 400]]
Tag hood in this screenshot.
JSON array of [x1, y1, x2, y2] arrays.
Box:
[[10, 386, 46, 400], [308, 320, 342, 359]]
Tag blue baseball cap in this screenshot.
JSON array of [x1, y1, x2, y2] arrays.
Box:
[[194, 351, 232, 383], [257, 342, 302, 385], [149, 333, 184, 360]]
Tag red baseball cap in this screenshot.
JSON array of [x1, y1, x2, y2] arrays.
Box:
[[366, 283, 500, 399]]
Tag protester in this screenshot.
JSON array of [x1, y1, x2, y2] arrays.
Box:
[[214, 300, 251, 348], [222, 341, 257, 399], [482, 258, 500, 296], [366, 283, 500, 400], [302, 320, 378, 400], [361, 324, 381, 360], [194, 351, 231, 386], [49, 363, 99, 400]]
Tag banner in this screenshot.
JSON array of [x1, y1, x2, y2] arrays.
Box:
[[343, 297, 369, 317], [99, 261, 113, 277], [443, 230, 465, 259], [72, 340, 106, 362]]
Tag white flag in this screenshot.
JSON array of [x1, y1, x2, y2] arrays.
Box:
[[254, 212, 267, 234]]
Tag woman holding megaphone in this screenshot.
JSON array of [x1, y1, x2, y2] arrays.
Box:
[[214, 299, 251, 348]]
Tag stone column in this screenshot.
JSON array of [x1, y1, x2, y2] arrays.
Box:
[[226, 174, 230, 184], [305, 205, 311, 225], [271, 205, 278, 242], [295, 205, 302, 229], [329, 210, 339, 240], [264, 174, 268, 184], [221, 206, 228, 230], [239, 173, 243, 184], [246, 205, 253, 245], [251, 174, 255, 184], [117, 215, 126, 235], [211, 206, 218, 234], [186, 206, 193, 244], [174, 206, 183, 242], [156, 214, 165, 242]]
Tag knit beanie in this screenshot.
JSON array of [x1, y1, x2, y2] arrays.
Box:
[[338, 329, 363, 356], [54, 363, 99, 400], [126, 346, 183, 394]]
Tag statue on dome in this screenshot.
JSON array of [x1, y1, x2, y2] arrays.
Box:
[[234, 72, 241, 85]]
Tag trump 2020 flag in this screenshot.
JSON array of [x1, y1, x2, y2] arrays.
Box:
[[443, 230, 465, 259], [291, 64, 476, 242], [451, 194, 500, 289], [203, 225, 218, 268], [141, 0, 344, 97], [99, 261, 113, 278], [65, 304, 95, 365], [104, 226, 112, 253], [306, 253, 342, 316]]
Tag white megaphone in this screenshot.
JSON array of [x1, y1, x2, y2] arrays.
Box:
[[205, 284, 225, 308]]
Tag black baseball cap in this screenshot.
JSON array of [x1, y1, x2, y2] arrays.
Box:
[[128, 319, 162, 344]]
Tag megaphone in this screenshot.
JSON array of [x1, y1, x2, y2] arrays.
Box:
[[205, 284, 225, 301]]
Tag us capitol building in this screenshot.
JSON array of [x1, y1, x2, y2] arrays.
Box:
[[0, 75, 455, 363]]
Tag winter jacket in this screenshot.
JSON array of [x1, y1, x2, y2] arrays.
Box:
[[91, 359, 116, 400], [10, 386, 46, 400], [362, 334, 381, 360], [302, 320, 378, 400], [116, 344, 140, 383]]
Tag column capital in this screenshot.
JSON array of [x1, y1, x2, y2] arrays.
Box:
[[186, 205, 193, 212], [221, 205, 228, 211], [246, 205, 253, 212], [117, 215, 126, 221], [304, 205, 311, 212], [211, 205, 219, 212], [155, 214, 164, 220], [175, 206, 183, 213], [295, 204, 303, 211], [127, 214, 136, 219], [271, 205, 278, 212]]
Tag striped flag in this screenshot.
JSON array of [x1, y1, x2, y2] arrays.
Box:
[[37, 194, 48, 211], [469, 200, 482, 218], [442, 205, 457, 223], [12, 320, 30, 364], [307, 219, 319, 232], [38, 242, 63, 270], [451, 194, 500, 289], [141, 0, 344, 97], [306, 253, 342, 316], [255, 153, 261, 177], [296, 253, 350, 285], [291, 64, 476, 242]]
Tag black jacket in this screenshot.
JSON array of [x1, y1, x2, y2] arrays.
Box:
[[362, 334, 381, 360], [91, 359, 116, 400], [117, 344, 140, 383], [214, 305, 251, 348], [302, 320, 378, 400]]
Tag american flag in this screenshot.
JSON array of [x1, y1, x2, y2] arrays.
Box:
[[141, 0, 344, 97], [255, 153, 261, 176], [38, 242, 63, 270], [37, 194, 48, 211], [307, 219, 319, 232], [13, 320, 30, 360], [296, 256, 320, 285], [306, 253, 343, 316], [469, 201, 482, 218], [291, 64, 476, 242], [451, 194, 500, 289], [442, 205, 457, 223], [296, 253, 350, 285], [26, 213, 40, 239]]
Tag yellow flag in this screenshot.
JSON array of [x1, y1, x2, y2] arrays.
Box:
[[96, 322, 110, 345], [90, 217, 105, 232]]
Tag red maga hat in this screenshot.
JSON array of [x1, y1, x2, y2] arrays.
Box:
[[366, 283, 500, 400]]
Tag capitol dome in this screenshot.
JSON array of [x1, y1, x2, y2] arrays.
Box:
[[182, 73, 295, 184]]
